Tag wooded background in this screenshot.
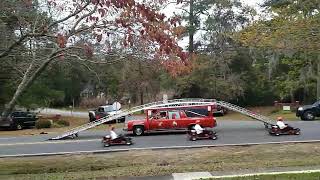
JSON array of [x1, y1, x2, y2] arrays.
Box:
[[1, 0, 319, 115]]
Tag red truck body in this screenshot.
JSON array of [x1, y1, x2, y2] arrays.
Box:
[[124, 105, 217, 136]]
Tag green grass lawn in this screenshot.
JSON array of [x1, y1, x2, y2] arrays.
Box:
[[218, 106, 299, 121], [1, 143, 320, 180]]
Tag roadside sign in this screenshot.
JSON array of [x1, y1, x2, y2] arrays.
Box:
[[112, 102, 121, 111], [283, 106, 291, 111], [163, 94, 168, 103]]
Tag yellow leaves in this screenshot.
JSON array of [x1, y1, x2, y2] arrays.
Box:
[[172, 26, 186, 37], [236, 15, 320, 51]]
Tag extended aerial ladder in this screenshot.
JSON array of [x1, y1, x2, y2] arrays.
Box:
[[49, 99, 276, 140], [216, 101, 275, 128]]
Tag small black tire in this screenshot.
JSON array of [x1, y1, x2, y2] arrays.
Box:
[[188, 124, 195, 130], [133, 126, 144, 136], [104, 143, 110, 147], [212, 135, 218, 140]]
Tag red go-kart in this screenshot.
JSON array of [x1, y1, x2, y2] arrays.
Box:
[[188, 129, 217, 141], [102, 134, 133, 147], [268, 124, 300, 136]]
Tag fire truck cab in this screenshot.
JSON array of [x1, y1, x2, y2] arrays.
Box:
[[123, 105, 217, 136]]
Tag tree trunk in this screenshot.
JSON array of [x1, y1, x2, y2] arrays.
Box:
[[188, 0, 194, 53], [317, 57, 320, 100], [290, 88, 295, 103], [1, 51, 58, 119], [140, 90, 144, 105]]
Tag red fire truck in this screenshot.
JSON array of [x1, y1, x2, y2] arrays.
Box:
[[123, 105, 217, 136]]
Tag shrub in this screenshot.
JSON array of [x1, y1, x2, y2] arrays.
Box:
[[55, 119, 70, 127], [35, 119, 52, 129]]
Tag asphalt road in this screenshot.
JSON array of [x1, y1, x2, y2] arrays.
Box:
[[36, 108, 88, 117], [0, 120, 319, 157]]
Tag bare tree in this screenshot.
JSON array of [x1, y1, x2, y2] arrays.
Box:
[[0, 0, 186, 118]]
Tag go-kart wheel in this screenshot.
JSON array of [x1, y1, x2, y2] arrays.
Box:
[[126, 141, 132, 145], [191, 137, 197, 141], [211, 135, 218, 140], [295, 131, 300, 135], [103, 143, 110, 147], [275, 133, 280, 136]]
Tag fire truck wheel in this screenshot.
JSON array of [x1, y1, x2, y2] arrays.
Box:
[[133, 126, 144, 136]]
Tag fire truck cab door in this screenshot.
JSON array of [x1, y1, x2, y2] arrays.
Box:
[[150, 111, 170, 130], [167, 111, 181, 129]]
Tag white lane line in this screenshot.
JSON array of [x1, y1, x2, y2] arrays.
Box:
[[2, 138, 320, 147], [0, 137, 18, 140], [1, 139, 320, 158], [0, 139, 100, 146], [211, 169, 320, 179], [173, 172, 212, 180]]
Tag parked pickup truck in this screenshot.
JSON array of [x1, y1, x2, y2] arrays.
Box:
[[123, 105, 217, 136], [88, 103, 125, 123], [0, 111, 38, 130], [296, 100, 320, 121]]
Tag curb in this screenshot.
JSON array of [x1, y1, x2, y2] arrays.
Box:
[[1, 139, 320, 158]]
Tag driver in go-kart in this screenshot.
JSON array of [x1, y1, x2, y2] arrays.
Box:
[[276, 117, 286, 130], [194, 124, 204, 134], [276, 117, 294, 132], [110, 126, 118, 140]]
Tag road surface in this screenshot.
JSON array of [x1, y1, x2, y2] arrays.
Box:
[[0, 120, 319, 157]]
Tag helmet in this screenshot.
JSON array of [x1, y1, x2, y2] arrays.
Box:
[[277, 117, 283, 121]]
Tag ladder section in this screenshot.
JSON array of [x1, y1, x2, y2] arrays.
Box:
[[49, 98, 216, 140], [217, 101, 275, 126]]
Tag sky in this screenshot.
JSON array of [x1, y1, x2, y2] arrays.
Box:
[[162, 0, 266, 48], [241, 0, 265, 6]]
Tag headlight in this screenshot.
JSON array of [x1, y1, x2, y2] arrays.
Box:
[[298, 107, 303, 111]]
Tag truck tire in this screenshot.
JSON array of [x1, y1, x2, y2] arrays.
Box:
[[117, 117, 126, 123], [303, 111, 315, 121], [89, 113, 96, 122], [133, 126, 144, 136], [16, 123, 23, 130]]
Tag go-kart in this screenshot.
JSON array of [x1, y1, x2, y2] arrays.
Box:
[[188, 129, 217, 141], [102, 134, 133, 147], [268, 124, 300, 136]]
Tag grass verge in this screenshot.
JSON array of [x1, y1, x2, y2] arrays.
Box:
[[0, 116, 124, 136], [218, 106, 299, 121], [1, 143, 320, 179]]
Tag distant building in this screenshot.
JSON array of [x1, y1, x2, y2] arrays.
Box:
[[80, 84, 95, 98], [80, 83, 106, 99]]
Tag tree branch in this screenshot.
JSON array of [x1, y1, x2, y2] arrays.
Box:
[[48, 0, 92, 29], [70, 0, 100, 35]]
